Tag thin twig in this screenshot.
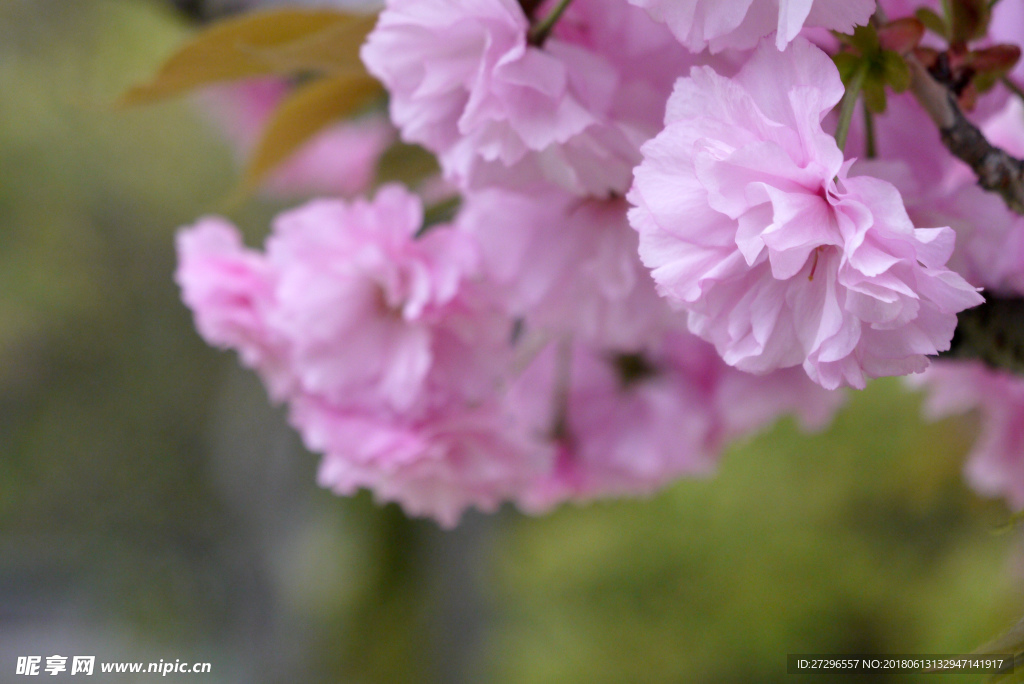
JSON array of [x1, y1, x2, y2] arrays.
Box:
[[1002, 76, 1024, 104], [834, 61, 869, 152], [863, 104, 876, 159], [527, 0, 573, 46]]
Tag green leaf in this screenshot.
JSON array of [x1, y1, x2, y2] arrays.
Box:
[[880, 51, 912, 92], [849, 24, 880, 57], [915, 7, 950, 39], [420, 196, 462, 235], [238, 73, 383, 194], [832, 52, 861, 85], [374, 143, 441, 188], [235, 13, 378, 76], [118, 9, 376, 106], [975, 72, 999, 92], [863, 80, 888, 114], [949, 0, 991, 43]]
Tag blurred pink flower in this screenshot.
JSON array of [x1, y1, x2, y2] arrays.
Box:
[[509, 332, 844, 511], [627, 0, 873, 52], [628, 38, 982, 390], [294, 395, 551, 528], [176, 184, 849, 523], [176, 217, 295, 400], [176, 187, 552, 524], [198, 78, 394, 198], [258, 186, 485, 411], [458, 187, 675, 350], [913, 361, 1024, 510]]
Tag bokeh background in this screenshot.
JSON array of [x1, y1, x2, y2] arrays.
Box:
[[2, 1, 1023, 681]]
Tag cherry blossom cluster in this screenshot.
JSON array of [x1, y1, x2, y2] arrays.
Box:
[[177, 0, 1024, 524]]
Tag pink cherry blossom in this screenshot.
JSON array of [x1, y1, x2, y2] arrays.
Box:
[[912, 361, 1024, 510], [293, 396, 551, 528], [627, 0, 874, 52], [361, 0, 694, 196], [176, 185, 503, 414], [177, 186, 558, 525], [253, 186, 488, 413], [457, 187, 675, 350], [628, 37, 982, 390], [509, 331, 844, 511], [174, 0, 1024, 526], [175, 217, 295, 400]]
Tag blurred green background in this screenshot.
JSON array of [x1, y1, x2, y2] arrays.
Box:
[[1, 1, 1022, 682]]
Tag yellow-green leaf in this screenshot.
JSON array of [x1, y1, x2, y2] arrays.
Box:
[[863, 79, 888, 114], [238, 73, 384, 194], [237, 13, 378, 76], [949, 0, 991, 44], [118, 9, 375, 106], [881, 51, 911, 93], [832, 52, 861, 85], [849, 24, 880, 57], [374, 143, 441, 188], [915, 7, 949, 39]]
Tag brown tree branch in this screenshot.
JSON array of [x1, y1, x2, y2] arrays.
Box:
[[907, 55, 1024, 215]]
